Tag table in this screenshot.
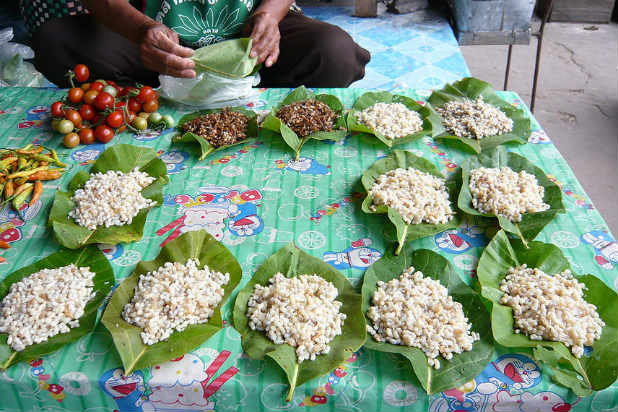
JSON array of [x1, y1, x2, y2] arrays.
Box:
[[0, 86, 616, 412]]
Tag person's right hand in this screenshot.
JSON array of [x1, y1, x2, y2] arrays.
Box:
[[139, 22, 196, 78]]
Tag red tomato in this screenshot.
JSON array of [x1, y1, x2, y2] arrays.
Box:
[[90, 81, 104, 92], [127, 97, 141, 113], [106, 111, 124, 128], [94, 125, 115, 143], [68, 87, 84, 104], [50, 101, 64, 117], [118, 87, 133, 97], [79, 127, 95, 144], [83, 90, 99, 105], [80, 82, 91, 91], [124, 110, 136, 124], [79, 104, 95, 121], [142, 99, 158, 113], [65, 109, 82, 128], [91, 113, 102, 125], [74, 64, 90, 83], [137, 86, 156, 103], [117, 125, 127, 134], [93, 92, 114, 111]]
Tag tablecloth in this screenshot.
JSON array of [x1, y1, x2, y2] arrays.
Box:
[[0, 86, 616, 412]]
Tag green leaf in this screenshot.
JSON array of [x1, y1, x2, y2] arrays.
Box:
[[0, 246, 114, 370], [232, 243, 366, 400], [361, 150, 463, 255], [48, 144, 169, 249], [101, 230, 241, 374], [361, 246, 493, 394], [261, 86, 347, 160], [347, 91, 439, 147], [458, 146, 564, 244], [172, 107, 259, 160], [428, 77, 531, 153], [477, 230, 618, 393], [191, 38, 258, 79]]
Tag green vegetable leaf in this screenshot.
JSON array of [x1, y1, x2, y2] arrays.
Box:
[[428, 77, 531, 153], [48, 144, 169, 249], [361, 246, 493, 394], [361, 150, 462, 255], [192, 38, 258, 79], [232, 243, 366, 401], [172, 107, 259, 160], [346, 91, 440, 147], [101, 230, 241, 374], [0, 246, 114, 370], [477, 230, 618, 393], [458, 146, 564, 245], [261, 86, 347, 160]]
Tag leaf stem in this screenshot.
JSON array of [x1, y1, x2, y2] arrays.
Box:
[[286, 363, 299, 402], [395, 225, 408, 255], [515, 224, 528, 248], [1, 352, 17, 370]]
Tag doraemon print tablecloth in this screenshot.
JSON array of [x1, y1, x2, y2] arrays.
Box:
[[0, 86, 616, 412]]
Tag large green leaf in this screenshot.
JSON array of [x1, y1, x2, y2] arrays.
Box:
[[428, 77, 530, 153], [361, 150, 462, 255], [48, 144, 169, 249], [361, 246, 493, 394], [346, 91, 441, 147], [0, 246, 114, 370], [261, 86, 347, 160], [477, 230, 618, 395], [172, 107, 259, 160], [192, 38, 258, 79], [458, 146, 564, 245], [101, 230, 241, 374], [232, 243, 366, 401]]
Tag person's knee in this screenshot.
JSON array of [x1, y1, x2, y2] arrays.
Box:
[[31, 19, 74, 87], [312, 25, 371, 86]]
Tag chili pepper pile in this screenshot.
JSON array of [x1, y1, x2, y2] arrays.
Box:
[[0, 144, 65, 214], [49, 64, 173, 148]]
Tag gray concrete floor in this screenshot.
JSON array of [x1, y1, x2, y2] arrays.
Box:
[[461, 22, 618, 235]]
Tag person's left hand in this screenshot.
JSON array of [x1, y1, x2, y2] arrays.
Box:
[[245, 12, 280, 67]]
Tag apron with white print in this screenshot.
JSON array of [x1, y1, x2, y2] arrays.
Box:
[[144, 0, 259, 48]]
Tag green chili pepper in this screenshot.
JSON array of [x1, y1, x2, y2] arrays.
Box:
[[12, 184, 33, 210], [8, 166, 50, 179]]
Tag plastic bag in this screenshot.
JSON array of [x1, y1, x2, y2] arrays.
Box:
[[158, 38, 260, 109], [159, 71, 260, 108], [0, 27, 44, 87]]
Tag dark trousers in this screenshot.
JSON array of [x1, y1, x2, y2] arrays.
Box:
[[31, 12, 370, 88]]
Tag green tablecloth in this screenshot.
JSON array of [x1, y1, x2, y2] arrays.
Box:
[[0, 87, 616, 412]]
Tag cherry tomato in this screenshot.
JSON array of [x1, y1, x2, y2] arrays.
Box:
[[74, 64, 90, 83], [83, 90, 99, 105], [117, 125, 127, 134], [65, 109, 82, 128], [148, 112, 162, 124], [79, 128, 95, 144], [124, 110, 136, 124], [118, 87, 133, 97], [138, 112, 150, 118], [93, 92, 114, 111], [63, 132, 80, 148], [103, 85, 117, 97], [127, 97, 141, 113], [57, 119, 74, 134], [106, 111, 124, 128], [50, 101, 64, 117], [79, 104, 95, 121], [51, 118, 61, 131], [89, 81, 104, 92], [94, 125, 115, 143], [142, 99, 158, 113], [68, 87, 84, 104], [132, 117, 148, 131], [137, 86, 156, 103], [161, 115, 175, 128], [94, 79, 107, 85], [91, 113, 103, 125], [81, 82, 91, 91]]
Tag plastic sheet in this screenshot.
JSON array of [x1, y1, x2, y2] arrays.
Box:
[[0, 27, 44, 87]]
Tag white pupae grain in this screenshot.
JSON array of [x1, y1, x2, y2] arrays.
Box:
[[357, 102, 423, 139], [436, 96, 513, 139]]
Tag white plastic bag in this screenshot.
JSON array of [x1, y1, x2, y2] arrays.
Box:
[[159, 70, 260, 109], [0, 27, 44, 87]]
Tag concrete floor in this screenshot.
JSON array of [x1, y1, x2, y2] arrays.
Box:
[[461, 22, 618, 235]]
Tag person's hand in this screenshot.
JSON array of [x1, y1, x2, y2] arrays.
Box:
[[139, 22, 196, 78], [246, 12, 281, 67]]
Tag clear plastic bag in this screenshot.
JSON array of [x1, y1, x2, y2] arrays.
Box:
[[0, 27, 44, 87], [158, 70, 260, 109]]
